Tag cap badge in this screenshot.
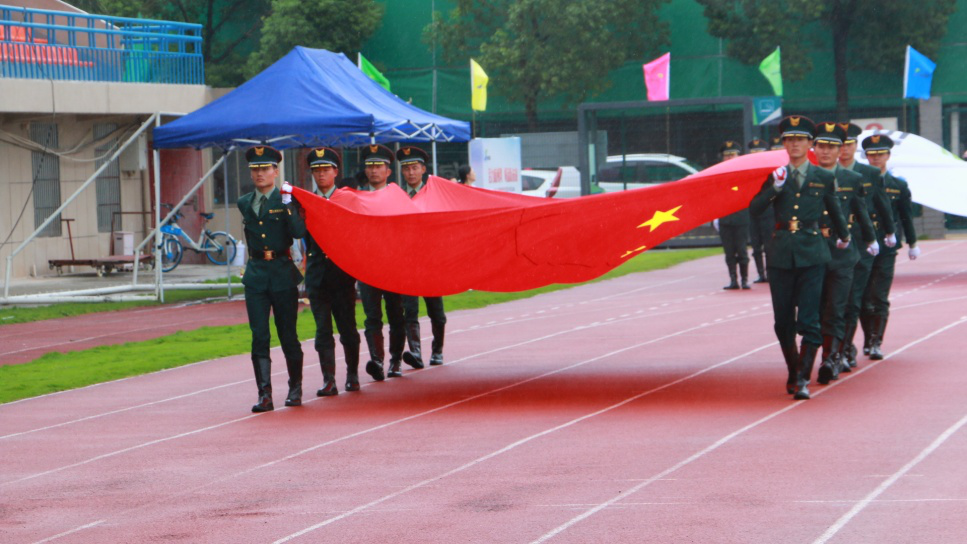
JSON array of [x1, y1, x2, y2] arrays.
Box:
[[369, 145, 378, 153], [255, 147, 265, 156], [825, 123, 835, 132], [871, 135, 881, 144], [315, 149, 325, 157], [790, 117, 801, 127], [403, 148, 411, 155]]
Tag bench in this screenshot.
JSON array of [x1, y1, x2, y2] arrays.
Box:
[[0, 42, 94, 67]]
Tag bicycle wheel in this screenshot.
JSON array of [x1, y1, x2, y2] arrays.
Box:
[[204, 231, 237, 265], [160, 235, 183, 272]]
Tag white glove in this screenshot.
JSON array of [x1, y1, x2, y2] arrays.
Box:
[[909, 246, 921, 260], [713, 218, 720, 232], [866, 240, 880, 256], [836, 238, 850, 250], [280, 181, 293, 205], [884, 233, 897, 247], [772, 167, 787, 188]]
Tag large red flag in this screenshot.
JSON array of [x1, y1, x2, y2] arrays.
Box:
[[293, 150, 787, 296]]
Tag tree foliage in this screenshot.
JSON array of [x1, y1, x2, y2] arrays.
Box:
[[697, 0, 956, 117], [245, 0, 383, 79], [427, 0, 670, 128]]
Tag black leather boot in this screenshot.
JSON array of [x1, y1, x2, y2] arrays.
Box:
[[251, 358, 274, 412], [739, 262, 751, 289], [364, 330, 385, 382], [387, 327, 405, 378], [429, 321, 445, 366], [723, 266, 739, 289], [753, 253, 768, 283], [284, 356, 303, 407], [840, 320, 857, 372], [869, 315, 887, 360], [794, 344, 819, 400], [316, 349, 338, 397], [402, 322, 424, 369], [817, 336, 842, 385], [860, 314, 873, 355], [344, 341, 361, 391], [780, 341, 799, 395]]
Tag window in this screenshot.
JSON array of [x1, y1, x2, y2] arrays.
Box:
[[94, 123, 121, 232], [212, 148, 252, 205], [30, 122, 62, 237]]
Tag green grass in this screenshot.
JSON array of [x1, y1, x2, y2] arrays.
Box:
[[0, 248, 717, 404]]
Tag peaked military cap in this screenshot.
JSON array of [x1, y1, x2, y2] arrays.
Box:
[[245, 145, 282, 167], [779, 115, 815, 139], [747, 138, 769, 152], [720, 140, 741, 156], [360, 144, 395, 166], [839, 122, 863, 144], [770, 136, 784, 150], [307, 147, 341, 169], [813, 121, 847, 145], [396, 146, 429, 166], [862, 133, 894, 154]]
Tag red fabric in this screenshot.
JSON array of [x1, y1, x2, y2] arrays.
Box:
[[293, 150, 787, 296]]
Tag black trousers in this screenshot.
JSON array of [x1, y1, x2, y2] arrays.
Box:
[[308, 285, 360, 354], [358, 282, 404, 336], [863, 252, 897, 318], [720, 224, 750, 270], [820, 264, 854, 339], [844, 251, 874, 327], [768, 264, 825, 347], [244, 286, 303, 362], [402, 295, 447, 326], [749, 213, 772, 264]]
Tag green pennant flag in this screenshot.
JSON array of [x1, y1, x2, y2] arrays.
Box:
[[359, 53, 391, 92], [759, 47, 782, 97]]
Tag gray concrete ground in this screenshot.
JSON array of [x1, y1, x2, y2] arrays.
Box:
[[1, 263, 237, 298]]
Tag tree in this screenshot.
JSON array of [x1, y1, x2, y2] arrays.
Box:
[[245, 0, 384, 79], [697, 0, 956, 119], [72, 0, 271, 87], [426, 0, 670, 130]]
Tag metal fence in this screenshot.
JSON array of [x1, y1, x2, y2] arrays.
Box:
[[0, 6, 203, 84]]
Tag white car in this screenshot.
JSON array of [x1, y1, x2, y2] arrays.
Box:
[[521, 166, 584, 198], [596, 154, 701, 192]]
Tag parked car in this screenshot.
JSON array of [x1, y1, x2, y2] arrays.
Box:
[[596, 154, 701, 193], [521, 167, 601, 198]]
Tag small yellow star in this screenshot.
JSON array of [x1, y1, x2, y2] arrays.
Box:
[[638, 205, 682, 232], [620, 245, 647, 259], [731, 186, 739, 191]]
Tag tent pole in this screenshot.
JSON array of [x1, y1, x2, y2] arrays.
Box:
[[431, 140, 438, 176], [154, 114, 164, 303], [224, 147, 233, 298]]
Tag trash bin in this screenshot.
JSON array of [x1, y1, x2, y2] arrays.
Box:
[[112, 231, 134, 255]]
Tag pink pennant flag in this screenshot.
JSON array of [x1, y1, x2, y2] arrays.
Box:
[[643, 53, 670, 101]]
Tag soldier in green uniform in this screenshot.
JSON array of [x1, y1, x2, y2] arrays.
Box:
[[356, 144, 407, 380], [714, 140, 751, 290], [836, 123, 896, 370], [238, 145, 307, 412], [747, 138, 772, 283], [811, 123, 878, 385], [397, 146, 448, 368], [769, 136, 784, 151], [750, 115, 851, 400], [861, 134, 919, 360], [303, 147, 362, 396]]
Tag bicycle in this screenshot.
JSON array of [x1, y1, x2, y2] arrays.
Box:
[[159, 204, 237, 272]]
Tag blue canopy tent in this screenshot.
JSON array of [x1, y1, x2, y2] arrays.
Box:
[[153, 47, 471, 149]]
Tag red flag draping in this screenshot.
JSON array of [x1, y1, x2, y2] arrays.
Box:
[[293, 150, 787, 296]]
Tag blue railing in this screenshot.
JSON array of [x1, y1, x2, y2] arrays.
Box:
[[0, 6, 203, 85]]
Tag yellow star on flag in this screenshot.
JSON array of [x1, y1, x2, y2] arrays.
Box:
[[637, 205, 682, 232], [620, 245, 647, 259]]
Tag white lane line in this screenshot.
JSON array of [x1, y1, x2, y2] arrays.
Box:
[[31, 313, 774, 543], [30, 520, 104, 544], [530, 315, 967, 544], [272, 341, 777, 544]]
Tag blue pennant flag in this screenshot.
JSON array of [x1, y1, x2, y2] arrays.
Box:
[[903, 45, 937, 100]]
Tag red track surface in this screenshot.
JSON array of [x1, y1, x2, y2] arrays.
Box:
[[1, 240, 965, 544]]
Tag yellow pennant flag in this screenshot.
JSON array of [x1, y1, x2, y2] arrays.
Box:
[[470, 58, 488, 111]]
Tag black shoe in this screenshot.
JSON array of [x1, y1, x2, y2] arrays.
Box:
[[403, 351, 424, 369], [387, 358, 403, 378], [723, 281, 739, 290], [316, 383, 338, 397], [869, 344, 884, 360], [793, 385, 811, 400], [753, 276, 768, 284], [285, 383, 302, 407], [429, 353, 444, 366], [740, 279, 751, 290], [365, 360, 385, 382], [345, 373, 360, 391], [252, 397, 274, 412], [817, 359, 840, 385]]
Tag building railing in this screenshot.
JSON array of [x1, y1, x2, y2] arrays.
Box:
[[0, 6, 203, 85]]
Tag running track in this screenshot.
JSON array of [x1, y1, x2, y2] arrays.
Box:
[[1, 240, 965, 543]]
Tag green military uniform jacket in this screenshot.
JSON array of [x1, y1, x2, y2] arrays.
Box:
[[750, 163, 850, 269], [719, 207, 750, 226], [820, 166, 875, 269], [881, 173, 917, 254], [238, 187, 306, 292], [303, 187, 356, 293], [844, 161, 896, 242]]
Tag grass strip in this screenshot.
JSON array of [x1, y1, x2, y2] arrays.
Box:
[[0, 248, 717, 404]]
